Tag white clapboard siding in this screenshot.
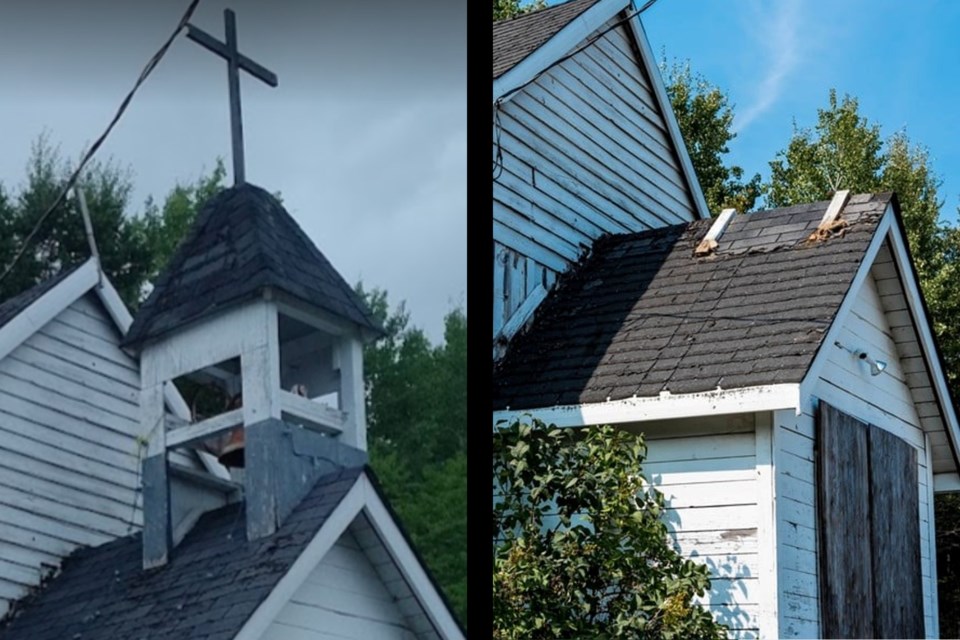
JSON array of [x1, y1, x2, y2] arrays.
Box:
[[260, 530, 417, 640], [493, 20, 697, 337], [783, 270, 936, 638], [0, 291, 198, 616], [646, 430, 759, 639], [870, 244, 952, 472]]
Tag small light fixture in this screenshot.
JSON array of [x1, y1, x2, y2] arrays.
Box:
[[834, 341, 887, 377], [856, 350, 888, 377]]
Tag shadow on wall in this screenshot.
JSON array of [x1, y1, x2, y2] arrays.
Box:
[[662, 507, 758, 638]]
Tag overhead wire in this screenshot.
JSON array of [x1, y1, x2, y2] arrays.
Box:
[[0, 0, 203, 289]]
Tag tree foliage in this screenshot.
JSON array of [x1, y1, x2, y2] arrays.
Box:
[[0, 136, 153, 306], [494, 0, 547, 21], [357, 286, 467, 626], [765, 90, 960, 635], [130, 159, 227, 285], [0, 136, 227, 310], [662, 62, 761, 214], [767, 90, 885, 207], [493, 419, 726, 639]]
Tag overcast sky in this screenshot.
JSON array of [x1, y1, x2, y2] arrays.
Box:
[[0, 0, 465, 343]]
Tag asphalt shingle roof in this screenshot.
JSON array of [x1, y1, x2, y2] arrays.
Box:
[[0, 466, 363, 640], [124, 183, 381, 348], [493, 193, 892, 410], [0, 263, 84, 332], [493, 0, 601, 79]]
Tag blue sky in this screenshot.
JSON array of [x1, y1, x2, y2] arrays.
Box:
[[639, 0, 960, 222]]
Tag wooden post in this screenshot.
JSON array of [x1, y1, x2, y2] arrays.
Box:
[[338, 336, 366, 451]]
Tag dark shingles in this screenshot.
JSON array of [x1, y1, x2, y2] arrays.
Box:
[[123, 184, 381, 348], [0, 263, 85, 332], [493, 194, 893, 410], [493, 0, 602, 79], [0, 466, 364, 640]]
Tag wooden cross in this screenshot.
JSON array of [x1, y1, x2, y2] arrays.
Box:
[[186, 8, 278, 185]]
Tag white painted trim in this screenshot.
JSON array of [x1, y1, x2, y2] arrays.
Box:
[[493, 383, 801, 428], [925, 433, 941, 638], [624, 5, 711, 220], [166, 408, 243, 449], [885, 214, 960, 473], [801, 203, 960, 472], [280, 390, 346, 435], [233, 478, 367, 640], [817, 189, 851, 229], [799, 209, 893, 401], [493, 0, 709, 219], [755, 412, 779, 638], [934, 472, 960, 493], [695, 208, 736, 255], [360, 476, 465, 640], [495, 282, 547, 344], [233, 473, 464, 640], [0, 258, 99, 362], [494, 0, 625, 103], [91, 265, 230, 480]]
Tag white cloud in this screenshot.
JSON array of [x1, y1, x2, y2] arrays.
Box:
[[734, 0, 802, 133]]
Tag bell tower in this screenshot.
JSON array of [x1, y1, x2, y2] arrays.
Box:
[[124, 184, 381, 568]]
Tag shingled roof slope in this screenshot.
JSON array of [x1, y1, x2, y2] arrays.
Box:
[[124, 183, 380, 348], [0, 262, 83, 332], [493, 0, 601, 78], [493, 193, 893, 410], [0, 466, 363, 640]]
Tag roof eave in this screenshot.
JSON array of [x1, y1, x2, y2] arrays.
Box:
[[493, 383, 802, 428], [798, 202, 960, 476], [232, 469, 465, 640]]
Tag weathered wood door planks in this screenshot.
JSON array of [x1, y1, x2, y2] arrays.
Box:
[[817, 401, 924, 639]]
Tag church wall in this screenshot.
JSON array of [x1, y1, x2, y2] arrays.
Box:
[[634, 415, 763, 639], [493, 19, 698, 339], [260, 530, 418, 640], [0, 291, 201, 617], [780, 271, 937, 638]]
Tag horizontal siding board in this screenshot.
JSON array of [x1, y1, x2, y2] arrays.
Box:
[[527, 68, 691, 210]]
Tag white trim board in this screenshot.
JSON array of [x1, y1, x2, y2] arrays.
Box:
[[493, 383, 801, 428], [493, 0, 710, 220], [0, 258, 100, 363], [234, 472, 465, 640], [799, 203, 960, 474], [494, 0, 624, 103], [0, 257, 229, 480]]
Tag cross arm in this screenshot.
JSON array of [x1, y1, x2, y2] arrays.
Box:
[[186, 24, 279, 87]]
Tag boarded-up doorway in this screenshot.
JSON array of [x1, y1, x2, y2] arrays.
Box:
[[817, 401, 923, 639]]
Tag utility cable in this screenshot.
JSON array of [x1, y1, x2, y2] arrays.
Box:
[[0, 0, 202, 289]]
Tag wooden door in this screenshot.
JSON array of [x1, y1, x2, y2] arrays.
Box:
[[817, 402, 924, 639]]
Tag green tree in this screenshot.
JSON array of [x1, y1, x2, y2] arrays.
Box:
[[130, 159, 227, 284], [767, 90, 885, 208], [493, 419, 727, 639], [358, 285, 467, 625], [662, 61, 761, 214], [0, 136, 153, 306], [494, 0, 547, 21], [766, 91, 960, 635]]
